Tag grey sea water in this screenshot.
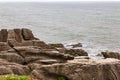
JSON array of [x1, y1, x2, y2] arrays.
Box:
[[0, 2, 120, 58]]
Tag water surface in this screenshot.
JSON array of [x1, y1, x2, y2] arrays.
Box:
[[0, 2, 120, 57]]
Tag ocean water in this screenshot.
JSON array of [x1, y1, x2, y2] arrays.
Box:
[[0, 2, 120, 58]]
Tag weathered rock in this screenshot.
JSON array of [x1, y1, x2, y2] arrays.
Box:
[[1, 28, 120, 80], [0, 29, 8, 42], [34, 59, 59, 65], [7, 39, 21, 47], [0, 42, 10, 51], [28, 63, 42, 70], [22, 28, 34, 40], [20, 41, 33, 46], [32, 58, 120, 80], [65, 49, 88, 56], [101, 51, 120, 59], [7, 46, 71, 64], [7, 30, 16, 40], [0, 59, 30, 75], [0, 51, 24, 64], [48, 43, 65, 53], [8, 46, 40, 55], [25, 50, 74, 61], [33, 40, 51, 49], [74, 56, 90, 59], [48, 43, 64, 48], [14, 29, 23, 43], [10, 64, 30, 75], [25, 57, 42, 64]]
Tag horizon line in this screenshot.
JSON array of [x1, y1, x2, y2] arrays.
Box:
[[0, 1, 120, 3]]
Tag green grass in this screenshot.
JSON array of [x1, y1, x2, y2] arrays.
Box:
[[0, 74, 30, 80], [56, 76, 66, 80]]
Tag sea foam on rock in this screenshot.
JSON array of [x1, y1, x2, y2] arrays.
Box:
[[0, 28, 120, 80]]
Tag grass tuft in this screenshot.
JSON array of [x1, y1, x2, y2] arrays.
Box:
[[0, 74, 30, 80], [56, 76, 66, 80]]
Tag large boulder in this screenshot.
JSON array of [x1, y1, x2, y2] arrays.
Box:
[[101, 51, 120, 59], [31, 58, 120, 80], [22, 28, 34, 40]]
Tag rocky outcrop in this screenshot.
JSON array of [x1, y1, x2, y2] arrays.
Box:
[[31, 58, 120, 80], [0, 28, 120, 80], [102, 51, 120, 59]]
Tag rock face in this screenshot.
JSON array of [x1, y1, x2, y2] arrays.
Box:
[[102, 51, 120, 59], [31, 58, 120, 80], [0, 29, 8, 42], [0, 59, 30, 75], [22, 28, 34, 40], [0, 28, 120, 80]]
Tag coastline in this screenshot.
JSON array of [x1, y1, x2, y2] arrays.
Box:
[[0, 28, 120, 80]]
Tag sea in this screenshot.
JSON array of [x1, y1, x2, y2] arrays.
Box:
[[0, 2, 120, 58]]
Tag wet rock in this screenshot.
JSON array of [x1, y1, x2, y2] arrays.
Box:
[[101, 51, 120, 59], [65, 49, 88, 56]]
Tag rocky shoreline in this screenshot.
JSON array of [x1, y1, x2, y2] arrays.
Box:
[[0, 28, 120, 80]]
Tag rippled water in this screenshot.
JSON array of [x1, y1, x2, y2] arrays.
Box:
[[0, 2, 120, 57]]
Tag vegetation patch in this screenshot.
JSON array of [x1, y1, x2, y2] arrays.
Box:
[[0, 74, 30, 80], [56, 76, 66, 80]]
